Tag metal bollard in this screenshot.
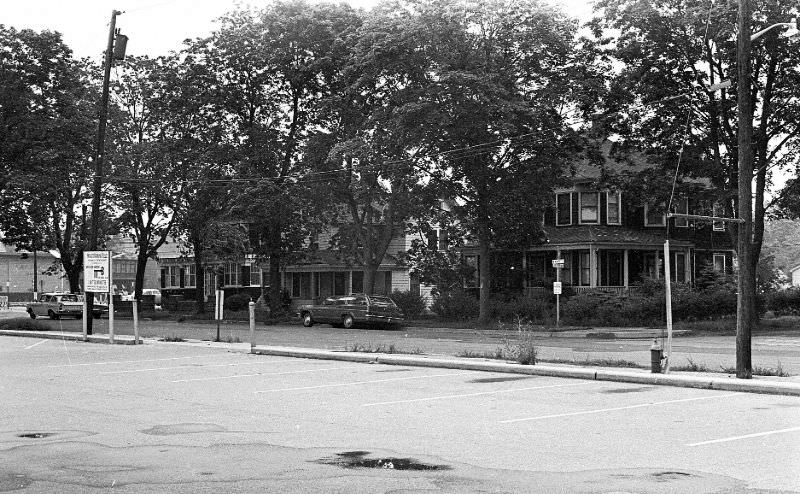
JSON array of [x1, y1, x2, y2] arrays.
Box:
[[133, 299, 139, 344], [249, 301, 256, 351], [650, 338, 663, 374]]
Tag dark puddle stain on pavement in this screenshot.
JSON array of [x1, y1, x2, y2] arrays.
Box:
[[316, 451, 451, 471], [16, 433, 55, 439], [601, 386, 655, 394], [140, 423, 227, 436], [469, 376, 533, 384]]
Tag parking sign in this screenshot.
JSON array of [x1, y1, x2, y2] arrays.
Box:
[[553, 281, 562, 295], [83, 251, 110, 292]]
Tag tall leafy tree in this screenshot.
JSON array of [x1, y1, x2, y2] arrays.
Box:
[[309, 2, 438, 294], [199, 1, 363, 312], [400, 0, 586, 323], [0, 26, 99, 292], [590, 0, 800, 331], [109, 55, 186, 298]]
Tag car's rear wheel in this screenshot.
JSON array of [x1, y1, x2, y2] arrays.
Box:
[[342, 314, 355, 329], [302, 313, 313, 327], [28, 310, 36, 320], [48, 310, 59, 320]]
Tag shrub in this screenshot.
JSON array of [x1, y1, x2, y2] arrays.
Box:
[[488, 296, 552, 322], [224, 293, 253, 312], [431, 290, 479, 321], [0, 318, 51, 331], [766, 288, 800, 316], [391, 290, 427, 319]]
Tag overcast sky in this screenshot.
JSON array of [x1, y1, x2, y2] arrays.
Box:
[[2, 0, 597, 60]]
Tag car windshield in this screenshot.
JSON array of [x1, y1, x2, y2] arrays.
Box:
[[59, 295, 79, 302]]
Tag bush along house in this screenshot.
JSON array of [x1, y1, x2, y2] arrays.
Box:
[[461, 144, 736, 297]]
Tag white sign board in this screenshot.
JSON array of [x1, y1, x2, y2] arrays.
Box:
[[83, 251, 110, 292], [553, 281, 562, 295], [552, 259, 565, 269]]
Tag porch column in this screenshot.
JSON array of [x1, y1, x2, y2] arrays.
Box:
[[589, 246, 597, 287], [655, 250, 661, 279], [685, 248, 692, 283], [623, 249, 629, 288], [348, 271, 353, 294]]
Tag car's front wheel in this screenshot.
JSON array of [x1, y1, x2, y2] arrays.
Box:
[[302, 313, 313, 327], [342, 314, 355, 329], [27, 310, 36, 320], [48, 310, 59, 320]]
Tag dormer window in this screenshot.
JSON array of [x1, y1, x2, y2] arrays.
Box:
[[556, 193, 572, 226], [607, 191, 621, 225], [644, 203, 666, 227], [579, 192, 599, 224]]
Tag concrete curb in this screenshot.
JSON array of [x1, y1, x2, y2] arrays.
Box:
[[251, 345, 800, 397], [0, 330, 140, 345]]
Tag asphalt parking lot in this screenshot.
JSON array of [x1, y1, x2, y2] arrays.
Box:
[[2, 335, 799, 493]]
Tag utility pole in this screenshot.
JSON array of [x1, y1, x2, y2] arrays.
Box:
[[736, 0, 754, 378], [87, 9, 123, 335]]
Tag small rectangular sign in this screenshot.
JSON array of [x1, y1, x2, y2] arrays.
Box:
[[553, 282, 562, 295], [83, 251, 110, 292], [552, 259, 565, 268]]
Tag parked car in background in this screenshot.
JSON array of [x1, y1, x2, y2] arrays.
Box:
[[298, 294, 404, 329], [142, 288, 162, 307], [26, 293, 97, 320]]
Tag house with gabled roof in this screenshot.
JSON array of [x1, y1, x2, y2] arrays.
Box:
[[461, 141, 736, 295]]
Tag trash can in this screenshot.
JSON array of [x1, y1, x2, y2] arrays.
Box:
[[650, 338, 663, 374]]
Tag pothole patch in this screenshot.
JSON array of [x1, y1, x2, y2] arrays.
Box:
[[602, 387, 655, 394], [316, 451, 450, 471], [0, 473, 32, 492], [470, 376, 532, 384], [139, 423, 227, 436]]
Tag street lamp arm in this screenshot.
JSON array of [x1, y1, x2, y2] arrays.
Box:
[[750, 19, 798, 41]]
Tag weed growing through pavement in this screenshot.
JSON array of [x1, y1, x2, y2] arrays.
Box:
[[719, 361, 790, 377], [669, 356, 710, 373], [160, 334, 186, 342], [456, 318, 539, 365]]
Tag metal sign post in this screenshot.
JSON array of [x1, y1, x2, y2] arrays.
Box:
[[552, 258, 564, 328], [663, 240, 673, 373]]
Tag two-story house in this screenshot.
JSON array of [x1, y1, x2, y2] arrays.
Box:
[[461, 145, 736, 296]]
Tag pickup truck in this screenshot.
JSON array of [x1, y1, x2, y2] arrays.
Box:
[[298, 294, 404, 329]]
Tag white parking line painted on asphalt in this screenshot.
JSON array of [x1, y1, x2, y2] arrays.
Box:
[[100, 360, 296, 375], [254, 372, 469, 393], [362, 381, 591, 407], [46, 355, 219, 368], [24, 339, 49, 350], [499, 393, 741, 423], [687, 426, 800, 447], [171, 366, 357, 383]]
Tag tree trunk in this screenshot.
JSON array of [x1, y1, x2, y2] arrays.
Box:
[[194, 249, 205, 314], [66, 264, 81, 293], [478, 228, 491, 326], [134, 252, 147, 300], [269, 252, 281, 315], [363, 262, 378, 295]]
